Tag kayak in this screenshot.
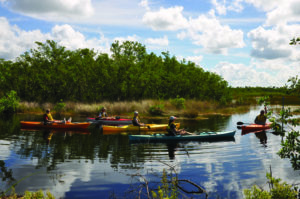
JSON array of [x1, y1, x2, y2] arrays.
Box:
[[241, 122, 272, 132], [102, 123, 180, 132], [86, 117, 132, 125], [20, 121, 91, 130], [129, 130, 236, 142]]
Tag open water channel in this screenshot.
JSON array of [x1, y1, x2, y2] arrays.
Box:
[[0, 105, 299, 198]]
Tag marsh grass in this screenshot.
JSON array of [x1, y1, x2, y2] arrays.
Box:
[[17, 99, 251, 117]]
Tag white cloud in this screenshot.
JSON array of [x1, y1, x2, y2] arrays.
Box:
[[142, 6, 188, 31], [212, 0, 227, 15], [212, 62, 286, 87], [139, 0, 150, 11], [0, 18, 110, 59], [212, 59, 300, 87], [186, 55, 203, 66], [145, 35, 169, 46], [0, 17, 48, 60], [244, 0, 281, 11], [52, 24, 110, 53], [211, 0, 244, 15], [6, 0, 94, 19], [265, 0, 300, 26], [1, 0, 145, 27], [113, 35, 139, 43], [178, 13, 245, 54], [248, 24, 300, 60]]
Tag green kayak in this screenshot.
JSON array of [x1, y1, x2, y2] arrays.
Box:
[[129, 130, 235, 142]]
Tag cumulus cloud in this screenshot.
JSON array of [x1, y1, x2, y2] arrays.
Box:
[[248, 24, 300, 60], [212, 61, 300, 87], [1, 0, 145, 26], [143, 5, 245, 54], [178, 13, 245, 54], [0, 18, 110, 60], [142, 6, 188, 31], [0, 17, 48, 60], [211, 0, 244, 15], [212, 62, 282, 87], [5, 0, 94, 20], [265, 0, 300, 26], [52, 24, 110, 53]]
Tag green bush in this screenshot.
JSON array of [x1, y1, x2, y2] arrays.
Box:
[[171, 96, 185, 109], [148, 104, 164, 116], [0, 90, 19, 114], [53, 99, 66, 114], [243, 172, 298, 199], [2, 188, 55, 199]]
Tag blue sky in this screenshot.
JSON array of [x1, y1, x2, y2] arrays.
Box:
[[0, 0, 299, 87]]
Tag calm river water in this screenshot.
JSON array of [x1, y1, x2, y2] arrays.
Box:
[[0, 105, 299, 198]]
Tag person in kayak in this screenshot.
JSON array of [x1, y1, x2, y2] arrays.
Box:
[[96, 107, 111, 120], [254, 110, 267, 125], [43, 109, 55, 125], [132, 111, 145, 126], [166, 116, 192, 136]]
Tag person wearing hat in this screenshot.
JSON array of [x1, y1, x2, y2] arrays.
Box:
[[132, 111, 145, 126], [43, 109, 54, 125], [96, 107, 110, 120], [166, 116, 192, 136], [254, 110, 267, 125]]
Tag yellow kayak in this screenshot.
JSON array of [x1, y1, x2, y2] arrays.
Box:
[[102, 123, 180, 133]]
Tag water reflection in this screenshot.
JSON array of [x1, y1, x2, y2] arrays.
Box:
[[0, 106, 299, 198]]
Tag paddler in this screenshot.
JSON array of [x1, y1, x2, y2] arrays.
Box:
[[254, 110, 267, 125], [43, 109, 55, 125], [132, 111, 145, 126], [166, 116, 192, 136]]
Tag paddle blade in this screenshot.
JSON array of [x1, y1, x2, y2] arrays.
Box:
[[147, 126, 151, 129], [237, 121, 244, 125], [237, 126, 242, 129]]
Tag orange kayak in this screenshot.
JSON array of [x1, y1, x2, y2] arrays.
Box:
[[241, 122, 272, 132], [102, 123, 180, 133], [20, 121, 90, 130]]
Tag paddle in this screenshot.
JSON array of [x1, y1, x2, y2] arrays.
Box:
[[236, 121, 252, 125]]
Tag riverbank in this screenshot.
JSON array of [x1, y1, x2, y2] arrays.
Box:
[[17, 99, 251, 119]]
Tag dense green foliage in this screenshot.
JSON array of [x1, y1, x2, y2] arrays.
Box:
[[0, 90, 19, 114], [0, 40, 231, 103], [243, 172, 298, 199], [287, 76, 300, 96]]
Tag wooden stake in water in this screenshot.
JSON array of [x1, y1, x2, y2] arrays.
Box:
[[282, 96, 284, 133]]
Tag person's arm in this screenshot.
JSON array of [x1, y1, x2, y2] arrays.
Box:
[[254, 116, 258, 124]]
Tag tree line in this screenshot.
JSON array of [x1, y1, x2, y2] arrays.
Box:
[[0, 40, 231, 103]]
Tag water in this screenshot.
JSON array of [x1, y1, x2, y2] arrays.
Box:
[[0, 106, 299, 198]]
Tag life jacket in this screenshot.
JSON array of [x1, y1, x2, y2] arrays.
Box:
[[132, 116, 140, 126], [47, 113, 53, 121], [99, 111, 107, 118], [167, 121, 176, 131], [256, 114, 266, 123]]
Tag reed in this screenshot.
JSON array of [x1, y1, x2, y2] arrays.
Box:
[[16, 99, 250, 117]]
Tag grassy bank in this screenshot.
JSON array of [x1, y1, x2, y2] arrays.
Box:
[[17, 99, 251, 119]]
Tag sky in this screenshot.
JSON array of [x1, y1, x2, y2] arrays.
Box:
[[0, 0, 299, 87]]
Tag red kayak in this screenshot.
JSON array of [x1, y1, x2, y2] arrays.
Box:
[[241, 122, 272, 132], [86, 117, 132, 125], [20, 121, 90, 130]]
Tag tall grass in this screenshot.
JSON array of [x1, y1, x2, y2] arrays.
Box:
[[17, 99, 250, 117]]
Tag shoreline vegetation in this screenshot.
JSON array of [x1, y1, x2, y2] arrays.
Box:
[[17, 99, 252, 119]]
